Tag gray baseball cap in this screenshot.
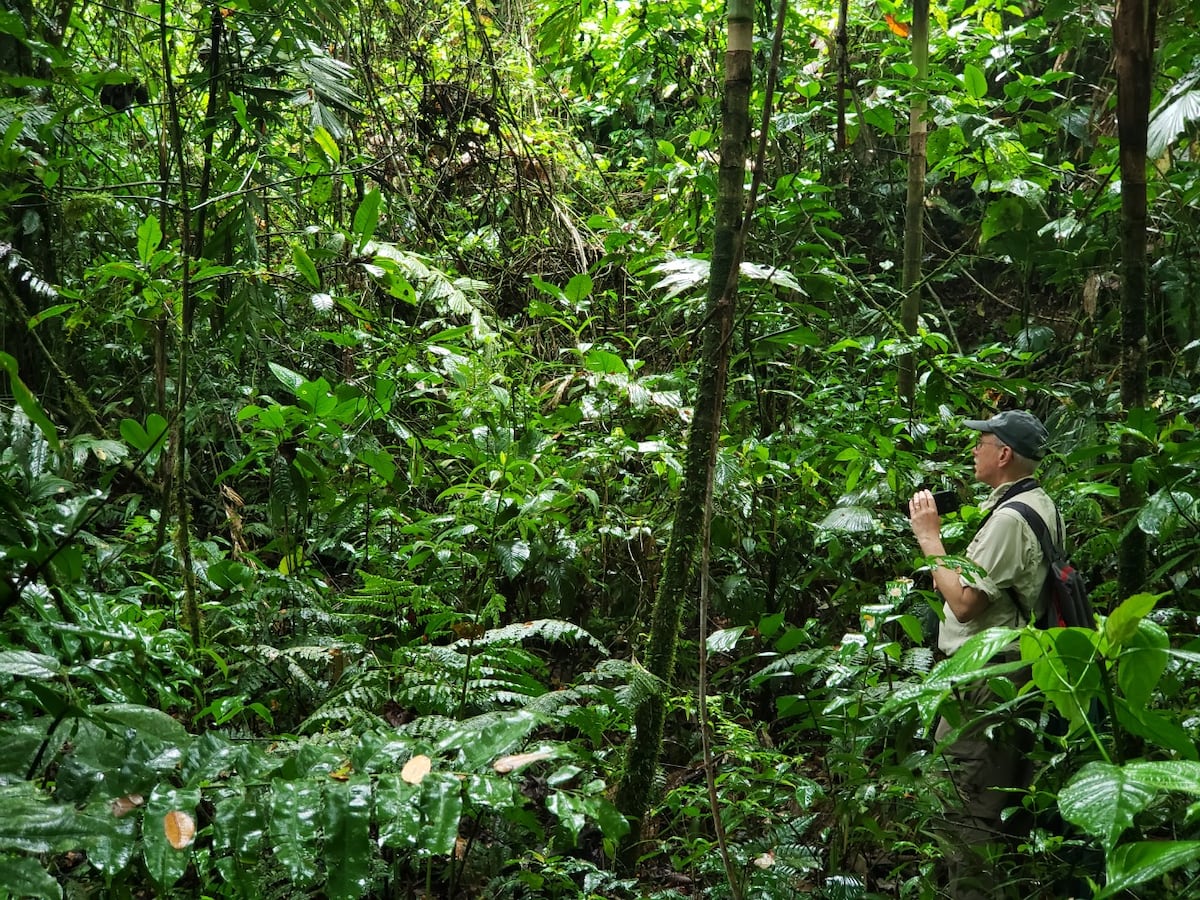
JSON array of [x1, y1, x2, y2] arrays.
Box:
[[964, 410, 1049, 460]]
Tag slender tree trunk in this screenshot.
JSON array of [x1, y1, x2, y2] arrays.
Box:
[[834, 0, 849, 152], [1113, 0, 1157, 596], [614, 0, 754, 860], [898, 0, 929, 403]]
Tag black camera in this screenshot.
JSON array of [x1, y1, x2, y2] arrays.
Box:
[[900, 489, 961, 516]]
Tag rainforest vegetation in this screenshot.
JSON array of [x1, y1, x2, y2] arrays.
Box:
[[2, 0, 1199, 895]]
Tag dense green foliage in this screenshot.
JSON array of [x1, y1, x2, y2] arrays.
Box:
[[2, 0, 1200, 895]]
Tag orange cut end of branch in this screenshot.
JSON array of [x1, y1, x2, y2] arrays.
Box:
[[401, 754, 432, 784]]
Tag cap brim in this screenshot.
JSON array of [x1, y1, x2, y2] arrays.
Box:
[[963, 419, 993, 431]]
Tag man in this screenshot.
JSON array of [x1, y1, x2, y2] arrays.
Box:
[[908, 409, 1058, 899]]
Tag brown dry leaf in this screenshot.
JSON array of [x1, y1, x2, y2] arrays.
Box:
[[401, 754, 432, 784], [110, 793, 144, 818], [492, 750, 554, 774], [163, 810, 196, 849]]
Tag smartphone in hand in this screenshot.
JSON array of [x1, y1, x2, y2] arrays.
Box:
[[901, 490, 961, 516], [931, 490, 960, 516]]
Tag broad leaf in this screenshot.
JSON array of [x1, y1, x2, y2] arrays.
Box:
[[142, 785, 201, 890], [376, 774, 422, 849], [322, 778, 372, 900], [1117, 620, 1169, 708], [962, 63, 987, 100], [269, 780, 322, 884], [0, 650, 62, 678], [91, 704, 190, 745], [1147, 75, 1200, 159], [352, 188, 382, 250], [417, 772, 463, 856], [0, 854, 62, 899], [436, 710, 541, 771], [0, 353, 59, 450], [1059, 761, 1156, 852], [293, 244, 320, 288], [269, 361, 306, 395], [1100, 840, 1200, 898], [136, 216, 162, 266]]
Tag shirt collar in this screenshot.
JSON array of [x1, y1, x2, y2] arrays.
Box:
[[980, 481, 1020, 512]]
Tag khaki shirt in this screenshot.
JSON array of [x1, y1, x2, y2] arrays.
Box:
[[939, 481, 1061, 656]]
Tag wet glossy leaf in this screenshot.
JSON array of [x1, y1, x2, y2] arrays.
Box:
[[376, 774, 421, 849], [0, 650, 62, 679], [0, 854, 62, 899], [269, 780, 321, 884], [1099, 841, 1200, 898], [142, 786, 200, 889], [1060, 761, 1155, 851], [435, 710, 541, 771], [417, 772, 463, 856], [322, 777, 372, 900]]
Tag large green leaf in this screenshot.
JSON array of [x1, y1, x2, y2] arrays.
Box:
[[435, 710, 542, 771], [417, 772, 463, 856], [1105, 592, 1161, 647], [91, 703, 190, 745], [1147, 65, 1200, 159], [142, 784, 201, 890], [495, 539, 530, 578], [135, 216, 162, 266], [0, 853, 62, 899], [322, 777, 372, 900], [0, 650, 63, 678], [376, 774, 422, 850], [1115, 701, 1198, 760], [0, 353, 60, 450], [1099, 840, 1200, 898], [270, 779, 321, 884], [269, 361, 306, 396], [1117, 620, 1169, 708], [962, 63, 987, 100], [352, 188, 382, 251], [879, 628, 1025, 728], [1027, 627, 1101, 730], [0, 786, 82, 853], [1059, 761, 1157, 852]]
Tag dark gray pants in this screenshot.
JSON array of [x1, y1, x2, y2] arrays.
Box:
[[935, 669, 1035, 899]]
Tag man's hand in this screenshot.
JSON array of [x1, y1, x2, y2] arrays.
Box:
[[908, 489, 988, 623], [908, 489, 944, 554]]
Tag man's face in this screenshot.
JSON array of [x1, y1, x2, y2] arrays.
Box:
[[971, 433, 1009, 485]]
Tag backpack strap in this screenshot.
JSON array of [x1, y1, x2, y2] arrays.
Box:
[[1000, 499, 1065, 627], [1003, 500, 1061, 562]]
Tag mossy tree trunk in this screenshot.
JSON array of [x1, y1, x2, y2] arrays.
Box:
[[614, 0, 754, 859], [898, 0, 930, 404], [1113, 0, 1157, 596]]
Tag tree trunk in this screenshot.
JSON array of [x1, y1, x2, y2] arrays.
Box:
[[614, 0, 754, 859], [898, 0, 930, 403], [1113, 0, 1157, 596]]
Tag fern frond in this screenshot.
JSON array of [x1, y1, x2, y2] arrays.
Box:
[[449, 618, 607, 653], [397, 713, 458, 741], [299, 666, 389, 733]]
